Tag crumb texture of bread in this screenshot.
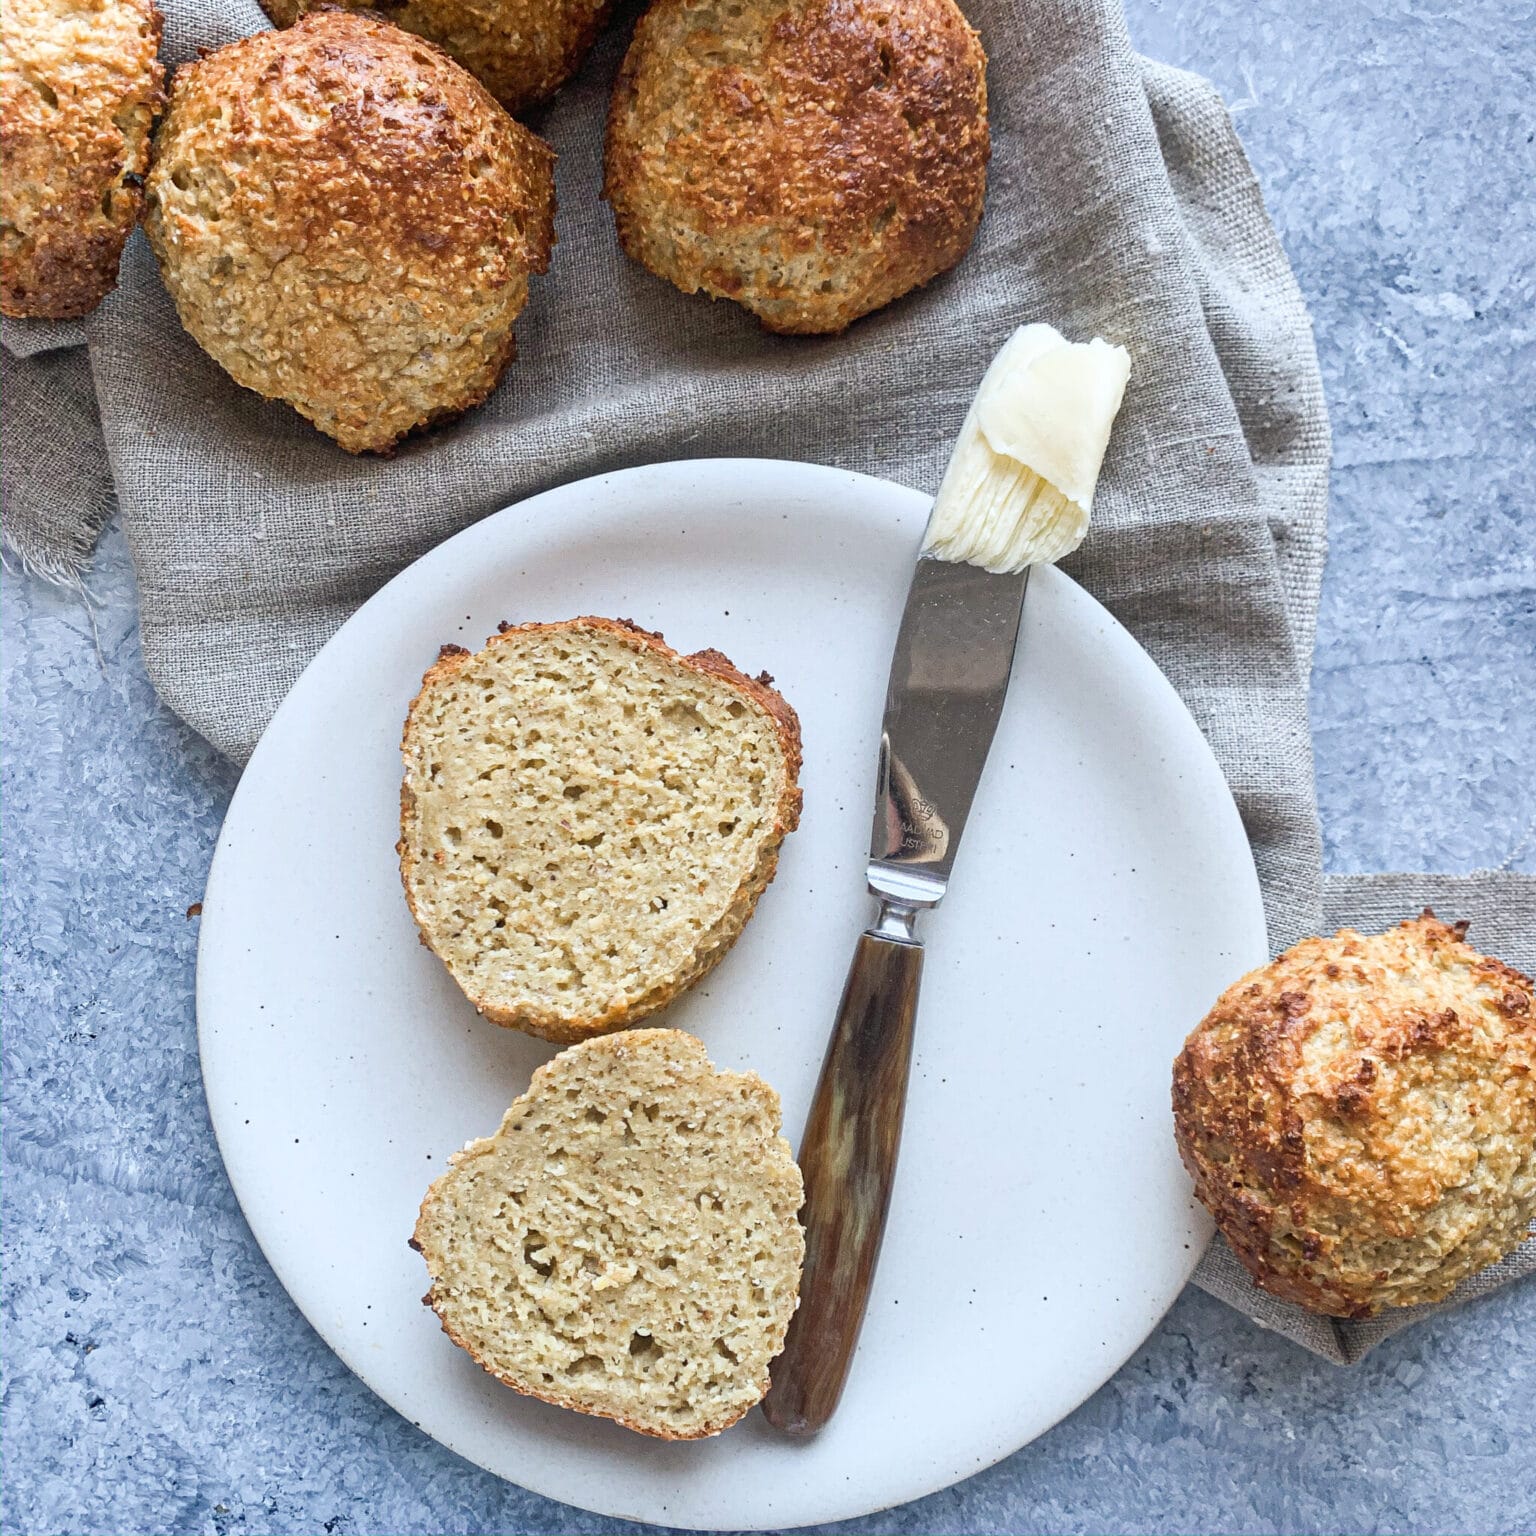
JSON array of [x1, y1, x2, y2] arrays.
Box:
[[603, 0, 989, 335], [399, 617, 803, 1042], [142, 10, 554, 454], [413, 1029, 806, 1438], [1173, 912, 1536, 1317], [1, 0, 163, 318], [260, 0, 611, 115]]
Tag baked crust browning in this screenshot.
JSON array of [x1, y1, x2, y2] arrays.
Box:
[[142, 10, 555, 453], [1173, 912, 1536, 1317], [1, 0, 164, 318], [603, 0, 989, 334], [398, 617, 803, 1043], [260, 0, 612, 115]]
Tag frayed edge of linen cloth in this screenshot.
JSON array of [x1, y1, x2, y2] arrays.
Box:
[[1, 345, 113, 585], [1192, 868, 1536, 1364]]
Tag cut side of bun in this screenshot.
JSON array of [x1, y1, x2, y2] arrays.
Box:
[[399, 617, 802, 1042], [412, 1029, 806, 1438]]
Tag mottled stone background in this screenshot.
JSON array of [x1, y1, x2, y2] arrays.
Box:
[[3, 0, 1532, 1531]]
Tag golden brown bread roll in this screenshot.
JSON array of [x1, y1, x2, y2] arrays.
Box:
[[258, 0, 610, 115], [0, 0, 164, 318], [143, 10, 555, 453], [603, 0, 989, 335], [1173, 912, 1536, 1317]]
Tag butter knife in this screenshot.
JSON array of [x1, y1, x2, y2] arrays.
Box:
[[760, 555, 1030, 1435], [761, 323, 1130, 1435]]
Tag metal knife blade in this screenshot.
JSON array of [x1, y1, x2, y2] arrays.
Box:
[[867, 555, 1031, 916]]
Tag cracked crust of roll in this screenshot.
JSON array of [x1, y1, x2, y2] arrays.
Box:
[[1, 0, 164, 318], [259, 0, 612, 115], [142, 10, 554, 454], [1173, 912, 1536, 1318], [398, 617, 803, 1043], [603, 0, 989, 335], [412, 1029, 805, 1439]]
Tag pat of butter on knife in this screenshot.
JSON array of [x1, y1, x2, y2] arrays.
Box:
[[922, 322, 1131, 573]]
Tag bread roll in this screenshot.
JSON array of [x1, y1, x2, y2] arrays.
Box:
[[1, 0, 163, 318], [143, 11, 554, 452], [604, 0, 989, 335], [1174, 912, 1536, 1316], [259, 0, 610, 115]]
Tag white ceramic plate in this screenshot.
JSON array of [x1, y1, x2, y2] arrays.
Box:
[[198, 459, 1263, 1531]]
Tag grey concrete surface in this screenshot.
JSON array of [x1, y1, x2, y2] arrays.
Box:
[[3, 0, 1533, 1530]]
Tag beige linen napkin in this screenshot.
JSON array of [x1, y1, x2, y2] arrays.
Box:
[[2, 0, 1530, 1363]]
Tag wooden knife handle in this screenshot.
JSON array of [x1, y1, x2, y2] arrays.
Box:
[[762, 930, 924, 1435]]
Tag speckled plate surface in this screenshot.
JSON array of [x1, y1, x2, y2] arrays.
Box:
[[196, 459, 1264, 1530]]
